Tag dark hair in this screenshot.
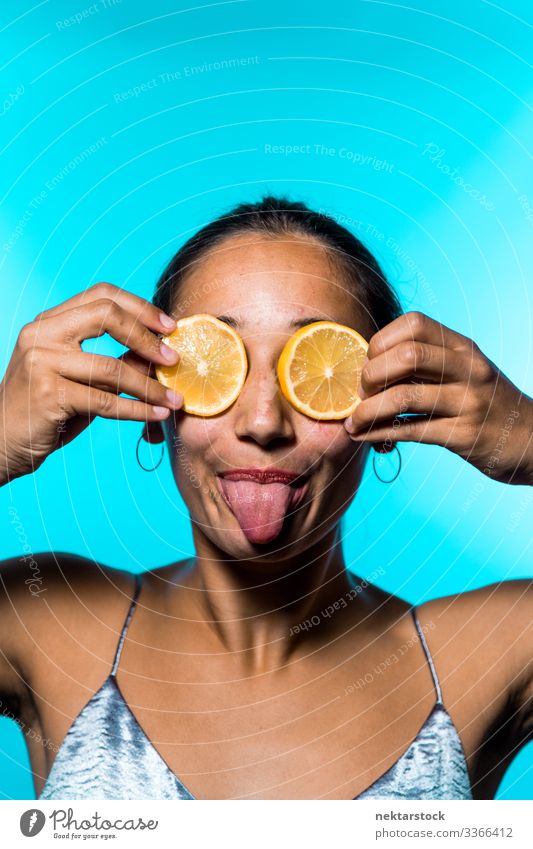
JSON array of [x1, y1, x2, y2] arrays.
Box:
[[153, 195, 403, 337]]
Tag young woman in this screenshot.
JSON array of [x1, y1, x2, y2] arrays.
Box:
[[0, 196, 531, 801]]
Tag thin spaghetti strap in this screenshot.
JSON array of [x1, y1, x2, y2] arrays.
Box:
[[110, 573, 142, 678], [411, 606, 443, 704]]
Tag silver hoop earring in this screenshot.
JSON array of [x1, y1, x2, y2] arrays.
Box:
[[136, 433, 164, 472], [372, 444, 401, 483]]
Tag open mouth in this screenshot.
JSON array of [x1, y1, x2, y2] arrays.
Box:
[[216, 467, 310, 545]]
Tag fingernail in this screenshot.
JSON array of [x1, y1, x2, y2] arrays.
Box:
[[160, 312, 176, 330], [160, 342, 179, 362], [345, 417, 354, 433], [166, 389, 183, 407], [152, 406, 170, 418], [358, 387, 367, 400]]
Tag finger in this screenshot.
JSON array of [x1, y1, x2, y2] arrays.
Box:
[[33, 282, 176, 334], [51, 300, 180, 366], [360, 342, 466, 399], [62, 380, 174, 422], [346, 383, 461, 432], [56, 352, 184, 409], [347, 414, 454, 447], [367, 311, 474, 361]]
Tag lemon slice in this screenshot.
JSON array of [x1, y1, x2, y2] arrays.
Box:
[[277, 320, 368, 420], [156, 314, 248, 416]]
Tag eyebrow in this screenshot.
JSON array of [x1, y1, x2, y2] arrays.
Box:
[[216, 314, 329, 330]]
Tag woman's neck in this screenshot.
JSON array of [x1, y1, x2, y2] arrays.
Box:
[[179, 525, 358, 672]]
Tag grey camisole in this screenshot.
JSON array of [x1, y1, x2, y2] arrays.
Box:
[[39, 574, 472, 800]]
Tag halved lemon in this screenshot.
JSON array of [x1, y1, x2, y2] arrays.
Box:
[[156, 314, 248, 416], [277, 321, 368, 420]]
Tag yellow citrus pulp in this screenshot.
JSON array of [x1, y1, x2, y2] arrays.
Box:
[[156, 314, 248, 416], [277, 320, 368, 420]]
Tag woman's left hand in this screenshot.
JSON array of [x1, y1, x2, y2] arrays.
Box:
[[344, 311, 533, 485]]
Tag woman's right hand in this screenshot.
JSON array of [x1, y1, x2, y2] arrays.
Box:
[[0, 282, 183, 485]]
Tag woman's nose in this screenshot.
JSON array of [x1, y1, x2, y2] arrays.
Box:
[[233, 368, 295, 447]]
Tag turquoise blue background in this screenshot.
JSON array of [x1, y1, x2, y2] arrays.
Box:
[[1, 0, 532, 799]]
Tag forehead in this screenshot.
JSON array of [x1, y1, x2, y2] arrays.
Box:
[[175, 233, 364, 331]]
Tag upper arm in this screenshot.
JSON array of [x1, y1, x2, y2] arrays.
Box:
[[0, 553, 44, 719], [460, 579, 533, 748], [0, 551, 134, 721], [500, 580, 533, 747], [418, 578, 533, 756]]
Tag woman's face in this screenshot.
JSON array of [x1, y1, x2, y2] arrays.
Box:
[[163, 232, 371, 562]]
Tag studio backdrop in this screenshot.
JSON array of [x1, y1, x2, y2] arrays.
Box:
[[0, 0, 531, 799]]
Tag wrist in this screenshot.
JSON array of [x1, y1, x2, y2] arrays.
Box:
[[508, 395, 533, 486], [522, 429, 533, 487], [0, 423, 23, 487], [0, 428, 10, 487]]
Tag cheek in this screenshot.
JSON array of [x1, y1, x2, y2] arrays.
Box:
[[303, 419, 354, 459], [167, 414, 220, 450], [165, 415, 228, 476], [303, 419, 367, 485]]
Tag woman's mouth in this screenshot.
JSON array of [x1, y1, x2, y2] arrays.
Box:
[[216, 467, 310, 545]]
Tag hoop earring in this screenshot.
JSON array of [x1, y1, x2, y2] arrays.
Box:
[[372, 444, 401, 483], [136, 433, 165, 472]]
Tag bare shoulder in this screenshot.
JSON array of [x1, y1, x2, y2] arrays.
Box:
[[415, 579, 532, 673], [0, 549, 137, 621], [415, 580, 533, 742], [143, 557, 195, 592], [0, 551, 137, 703]]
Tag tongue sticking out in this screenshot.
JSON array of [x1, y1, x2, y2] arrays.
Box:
[[218, 479, 295, 544]]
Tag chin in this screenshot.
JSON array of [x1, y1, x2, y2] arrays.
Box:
[[205, 515, 335, 568]]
